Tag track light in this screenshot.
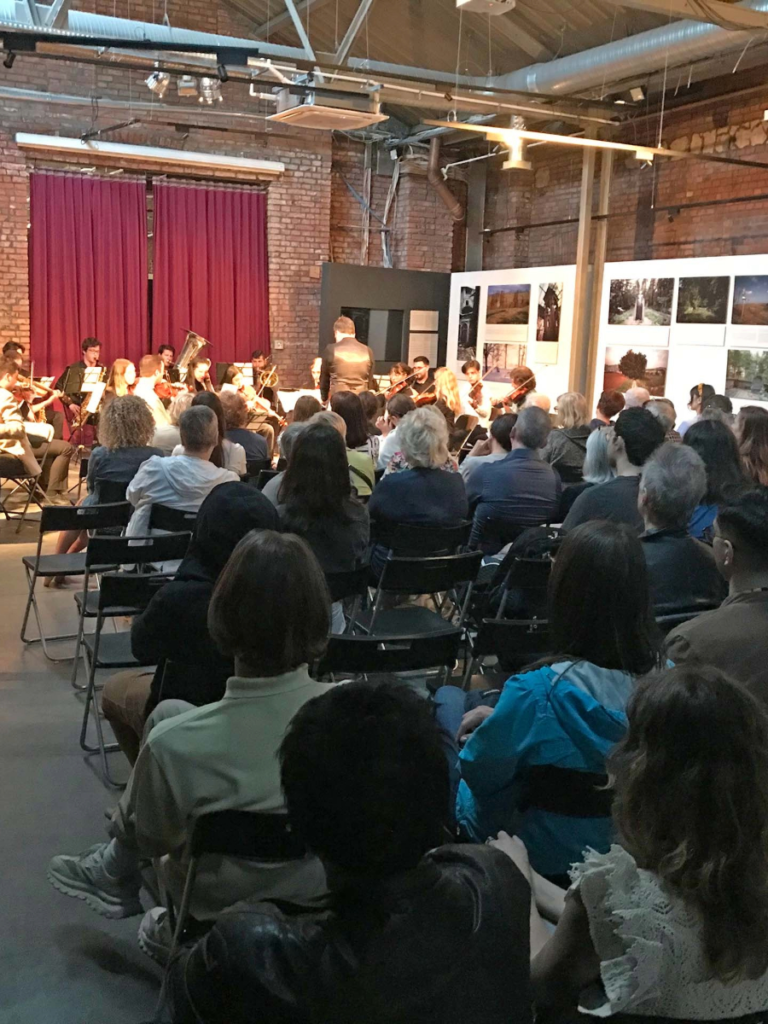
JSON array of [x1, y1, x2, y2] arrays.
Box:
[[629, 86, 646, 103], [3, 52, 16, 69], [145, 71, 170, 98], [198, 78, 223, 105], [177, 75, 199, 99]]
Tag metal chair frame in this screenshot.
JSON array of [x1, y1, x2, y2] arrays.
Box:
[[325, 565, 370, 634], [0, 459, 49, 533], [315, 629, 463, 687], [462, 617, 550, 690]]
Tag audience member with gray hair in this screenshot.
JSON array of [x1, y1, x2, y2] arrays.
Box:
[[220, 389, 269, 465], [639, 443, 727, 612], [125, 405, 239, 537], [466, 406, 561, 554], [646, 398, 681, 443], [624, 386, 651, 409], [557, 424, 617, 520]]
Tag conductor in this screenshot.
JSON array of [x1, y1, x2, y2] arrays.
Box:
[[319, 316, 375, 404]]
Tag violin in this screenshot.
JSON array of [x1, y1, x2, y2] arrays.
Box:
[[414, 384, 437, 407], [468, 380, 483, 409], [155, 379, 185, 401], [492, 375, 537, 411]]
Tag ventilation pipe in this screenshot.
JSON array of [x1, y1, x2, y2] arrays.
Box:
[[491, 0, 768, 95], [427, 138, 464, 223]]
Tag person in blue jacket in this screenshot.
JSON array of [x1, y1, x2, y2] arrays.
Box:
[[436, 519, 661, 883]]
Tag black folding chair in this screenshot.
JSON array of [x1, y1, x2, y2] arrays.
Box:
[[20, 502, 132, 660], [656, 605, 719, 636], [462, 618, 550, 689], [362, 550, 482, 636], [370, 519, 472, 557], [314, 629, 462, 687], [491, 556, 552, 621], [256, 469, 279, 491], [79, 572, 174, 787], [0, 458, 49, 532], [325, 565, 370, 634], [98, 479, 130, 505], [71, 532, 193, 690], [468, 515, 530, 555], [244, 458, 270, 483], [149, 504, 199, 534]]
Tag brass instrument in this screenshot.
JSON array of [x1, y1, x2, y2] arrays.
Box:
[[256, 364, 279, 397], [176, 330, 211, 377]]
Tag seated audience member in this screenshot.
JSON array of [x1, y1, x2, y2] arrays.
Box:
[[219, 389, 268, 464], [126, 406, 239, 537], [460, 413, 515, 488], [622, 386, 650, 409], [359, 389, 382, 434], [48, 530, 332, 962], [684, 418, 747, 541], [152, 390, 192, 456], [0, 355, 42, 481], [531, 666, 768, 1017], [558, 424, 615, 521], [523, 393, 552, 415], [368, 407, 468, 571], [701, 392, 734, 425], [639, 443, 726, 612], [589, 389, 625, 431], [563, 407, 665, 533], [168, 682, 533, 1024], [541, 392, 591, 483], [736, 405, 768, 486], [101, 482, 279, 764], [443, 520, 659, 881], [376, 392, 416, 469], [51, 396, 161, 562], [261, 422, 306, 506], [466, 406, 560, 553], [646, 398, 681, 442], [666, 489, 768, 700], [172, 391, 246, 476], [132, 354, 171, 427], [679, 382, 716, 437], [290, 394, 322, 424], [277, 422, 369, 630], [331, 390, 378, 490]]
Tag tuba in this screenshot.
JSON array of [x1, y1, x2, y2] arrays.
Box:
[[176, 330, 211, 377]]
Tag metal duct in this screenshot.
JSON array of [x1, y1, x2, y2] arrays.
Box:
[[427, 138, 464, 223], [491, 0, 768, 95]]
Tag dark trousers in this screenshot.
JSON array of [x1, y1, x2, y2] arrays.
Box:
[[30, 437, 74, 493], [432, 686, 502, 811]]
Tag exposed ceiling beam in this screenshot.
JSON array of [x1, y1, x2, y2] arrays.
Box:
[[45, 0, 71, 29], [252, 0, 331, 38], [490, 12, 554, 62], [282, 0, 316, 60], [333, 0, 376, 64], [22, 0, 42, 27], [600, 0, 768, 30]]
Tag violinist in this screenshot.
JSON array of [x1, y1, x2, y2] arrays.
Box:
[[185, 357, 215, 395], [410, 356, 434, 397], [133, 354, 171, 427], [103, 359, 136, 408], [490, 365, 537, 420], [251, 350, 283, 417], [386, 363, 414, 399], [222, 363, 277, 459], [221, 365, 272, 417], [432, 367, 463, 431], [460, 359, 491, 428]]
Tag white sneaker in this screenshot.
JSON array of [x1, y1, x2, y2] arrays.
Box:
[[137, 906, 173, 965], [47, 843, 143, 919]]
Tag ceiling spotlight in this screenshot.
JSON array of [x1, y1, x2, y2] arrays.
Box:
[[3, 51, 16, 69], [146, 71, 170, 98], [629, 86, 646, 103], [177, 75, 199, 99], [199, 78, 223, 105]]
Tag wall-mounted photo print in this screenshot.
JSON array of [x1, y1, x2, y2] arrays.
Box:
[[482, 341, 528, 384], [537, 283, 562, 342], [609, 278, 674, 327], [604, 346, 669, 397], [676, 276, 730, 325], [486, 284, 531, 325], [458, 285, 480, 363], [732, 276, 768, 326], [725, 348, 768, 403]]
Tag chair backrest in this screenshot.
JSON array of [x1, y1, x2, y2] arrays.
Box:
[[245, 459, 270, 481], [378, 550, 482, 596], [96, 571, 172, 615], [78, 457, 89, 480], [494, 556, 552, 619], [149, 503, 199, 533], [86, 531, 192, 569], [189, 810, 306, 861], [475, 617, 551, 674], [371, 519, 472, 557], [316, 629, 463, 676], [257, 469, 279, 491], [656, 606, 718, 636], [38, 501, 131, 535], [325, 565, 370, 603], [98, 479, 129, 505], [469, 515, 529, 555], [374, 468, 385, 485]]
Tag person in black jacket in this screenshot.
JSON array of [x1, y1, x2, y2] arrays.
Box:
[[319, 315, 375, 402], [168, 681, 534, 1024], [100, 482, 280, 763]]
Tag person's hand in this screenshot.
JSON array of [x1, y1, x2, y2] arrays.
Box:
[[456, 704, 494, 745], [488, 831, 532, 884], [376, 415, 391, 436], [468, 438, 491, 458]]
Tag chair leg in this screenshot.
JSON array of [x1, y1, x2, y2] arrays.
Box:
[[20, 563, 80, 662], [70, 573, 91, 691], [79, 626, 123, 788], [462, 654, 477, 691]]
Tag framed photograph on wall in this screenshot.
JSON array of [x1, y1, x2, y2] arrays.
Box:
[[673, 276, 730, 347], [535, 282, 562, 365], [482, 341, 529, 383], [725, 348, 768, 404], [458, 285, 480, 364], [485, 283, 530, 342], [604, 345, 669, 397], [729, 276, 768, 347], [608, 278, 674, 328]]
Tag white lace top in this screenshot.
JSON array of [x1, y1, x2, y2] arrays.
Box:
[[571, 845, 768, 1019]]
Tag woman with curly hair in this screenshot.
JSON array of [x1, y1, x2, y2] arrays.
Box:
[[51, 395, 161, 563], [512, 664, 768, 1017]]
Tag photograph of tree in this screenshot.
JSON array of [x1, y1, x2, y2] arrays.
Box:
[[731, 277, 768, 326], [537, 283, 562, 341], [482, 342, 528, 383], [604, 346, 669, 396], [608, 278, 674, 326], [725, 349, 768, 402], [458, 286, 480, 362], [486, 284, 531, 325], [676, 277, 730, 324]]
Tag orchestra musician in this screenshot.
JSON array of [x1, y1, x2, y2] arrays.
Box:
[[386, 363, 414, 398], [250, 350, 284, 417], [158, 345, 181, 385], [309, 357, 322, 390], [460, 359, 491, 428], [133, 354, 171, 427], [319, 316, 376, 403], [490, 365, 537, 419], [410, 356, 435, 397], [185, 357, 215, 395], [103, 359, 136, 409], [54, 337, 103, 416]]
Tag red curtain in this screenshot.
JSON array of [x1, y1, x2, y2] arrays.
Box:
[[29, 172, 149, 375], [152, 181, 270, 369]]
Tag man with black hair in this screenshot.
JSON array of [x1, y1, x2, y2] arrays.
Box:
[[666, 488, 768, 700], [411, 354, 434, 396], [460, 412, 516, 488], [564, 407, 665, 533], [158, 344, 180, 384], [168, 681, 533, 1024], [54, 337, 103, 410]]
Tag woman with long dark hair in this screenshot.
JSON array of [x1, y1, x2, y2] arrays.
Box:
[[736, 405, 768, 486], [684, 418, 748, 541], [171, 391, 245, 475], [330, 391, 377, 495], [185, 357, 214, 394], [527, 665, 768, 1016], [449, 519, 659, 880]]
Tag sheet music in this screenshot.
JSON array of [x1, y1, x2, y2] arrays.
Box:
[[85, 382, 106, 414]]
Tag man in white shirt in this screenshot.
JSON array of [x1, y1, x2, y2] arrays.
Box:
[[133, 353, 171, 427], [0, 357, 41, 480], [125, 406, 238, 536], [375, 392, 416, 470], [459, 359, 491, 428]]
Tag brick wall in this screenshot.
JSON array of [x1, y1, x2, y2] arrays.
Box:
[[483, 90, 768, 270]]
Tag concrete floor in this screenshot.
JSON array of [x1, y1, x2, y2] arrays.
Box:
[[0, 506, 161, 1023]]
